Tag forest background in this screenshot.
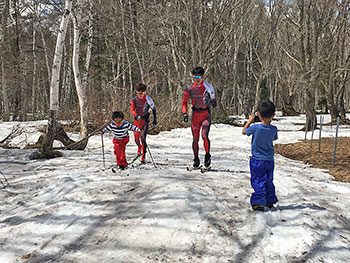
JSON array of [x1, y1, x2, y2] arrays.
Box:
[[1, 0, 349, 156]]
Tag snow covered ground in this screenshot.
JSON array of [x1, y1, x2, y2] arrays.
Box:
[[1, 114, 350, 263]]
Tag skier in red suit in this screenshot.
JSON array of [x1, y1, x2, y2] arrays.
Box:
[[130, 83, 157, 163], [182, 67, 217, 168]]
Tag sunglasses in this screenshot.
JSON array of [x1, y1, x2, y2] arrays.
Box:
[[137, 91, 145, 95], [193, 75, 203, 79], [114, 120, 123, 124]]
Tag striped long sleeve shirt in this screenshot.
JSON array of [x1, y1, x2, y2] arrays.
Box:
[[102, 121, 141, 140]]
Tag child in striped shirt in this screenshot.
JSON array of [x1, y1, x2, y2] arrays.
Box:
[[101, 111, 141, 170]]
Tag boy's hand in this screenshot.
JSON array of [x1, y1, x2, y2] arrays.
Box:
[[248, 115, 255, 123], [183, 113, 188, 122], [211, 98, 217, 108], [242, 115, 255, 135]]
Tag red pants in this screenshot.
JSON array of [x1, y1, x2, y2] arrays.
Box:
[[113, 136, 129, 167], [133, 119, 149, 162], [191, 110, 211, 156]]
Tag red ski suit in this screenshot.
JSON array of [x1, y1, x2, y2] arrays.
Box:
[[182, 81, 216, 157], [130, 95, 156, 162]]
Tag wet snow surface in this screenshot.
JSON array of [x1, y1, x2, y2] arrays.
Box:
[[1, 114, 350, 263]]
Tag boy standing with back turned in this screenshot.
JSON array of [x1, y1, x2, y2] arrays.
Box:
[[242, 101, 278, 211]]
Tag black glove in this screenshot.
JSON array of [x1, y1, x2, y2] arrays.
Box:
[[135, 115, 142, 121], [183, 113, 188, 122], [211, 98, 217, 108], [153, 118, 157, 126]]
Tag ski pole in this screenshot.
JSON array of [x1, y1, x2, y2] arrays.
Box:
[[146, 143, 157, 168], [1, 171, 9, 188], [101, 134, 106, 169]]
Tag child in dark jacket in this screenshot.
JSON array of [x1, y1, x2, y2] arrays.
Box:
[[242, 101, 278, 211], [101, 111, 141, 169]]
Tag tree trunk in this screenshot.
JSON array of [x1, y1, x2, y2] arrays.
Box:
[[253, 74, 263, 113], [128, 0, 144, 82], [62, 25, 73, 108], [213, 65, 227, 117], [304, 88, 317, 130], [13, 0, 23, 120], [281, 100, 299, 116], [189, 0, 196, 67], [0, 0, 10, 121], [119, 0, 133, 95], [280, 85, 299, 116], [82, 2, 93, 95], [338, 70, 349, 120], [338, 86, 346, 120], [35, 12, 51, 95], [326, 86, 340, 122], [232, 41, 240, 114], [72, 0, 89, 141], [32, 21, 37, 115], [41, 0, 72, 159]]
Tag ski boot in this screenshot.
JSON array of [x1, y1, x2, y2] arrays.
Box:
[[141, 155, 146, 164], [252, 205, 265, 212], [193, 156, 200, 168], [204, 153, 211, 168]]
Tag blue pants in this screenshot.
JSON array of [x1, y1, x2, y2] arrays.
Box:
[[249, 158, 278, 206]]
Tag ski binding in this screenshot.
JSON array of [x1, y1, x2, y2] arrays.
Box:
[[186, 165, 202, 172], [200, 166, 211, 173]]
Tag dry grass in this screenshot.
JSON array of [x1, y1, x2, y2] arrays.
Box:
[[275, 137, 350, 183]]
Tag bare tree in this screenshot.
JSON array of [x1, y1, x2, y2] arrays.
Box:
[[319, 0, 350, 122], [41, 0, 73, 158], [0, 0, 10, 121], [71, 0, 93, 140]]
